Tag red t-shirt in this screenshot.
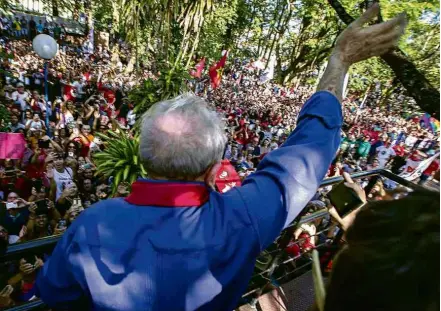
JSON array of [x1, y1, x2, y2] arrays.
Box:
[[235, 138, 247, 146], [63, 84, 75, 101], [393, 145, 406, 157], [97, 82, 116, 105]]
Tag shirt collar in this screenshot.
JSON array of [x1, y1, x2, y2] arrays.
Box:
[[125, 179, 210, 207]]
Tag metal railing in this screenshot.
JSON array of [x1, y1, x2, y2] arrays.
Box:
[[3, 169, 437, 311]]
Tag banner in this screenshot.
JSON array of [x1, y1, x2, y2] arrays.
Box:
[[399, 152, 440, 181], [0, 133, 26, 159], [215, 160, 241, 193]]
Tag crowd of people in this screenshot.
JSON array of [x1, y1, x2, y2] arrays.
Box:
[[0, 10, 438, 309], [207, 61, 439, 183]]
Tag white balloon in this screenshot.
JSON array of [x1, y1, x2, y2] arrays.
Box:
[[32, 34, 58, 60]]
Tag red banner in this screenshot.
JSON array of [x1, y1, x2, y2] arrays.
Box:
[[215, 159, 241, 193], [0, 133, 26, 159]]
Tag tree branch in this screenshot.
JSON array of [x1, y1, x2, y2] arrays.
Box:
[[327, 0, 440, 119]]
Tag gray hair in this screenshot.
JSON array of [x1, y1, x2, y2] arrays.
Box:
[[140, 94, 227, 179]]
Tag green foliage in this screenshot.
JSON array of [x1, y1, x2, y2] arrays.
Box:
[[199, 0, 239, 61], [339, 0, 440, 91], [348, 57, 394, 93], [92, 0, 113, 32], [90, 0, 439, 95], [93, 129, 147, 194], [0, 104, 10, 132], [130, 62, 190, 116], [91, 0, 440, 189], [94, 63, 189, 190]]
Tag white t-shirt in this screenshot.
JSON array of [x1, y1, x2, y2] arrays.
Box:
[[26, 120, 44, 130], [53, 167, 74, 200], [405, 135, 418, 148], [11, 90, 29, 103], [376, 145, 396, 167]]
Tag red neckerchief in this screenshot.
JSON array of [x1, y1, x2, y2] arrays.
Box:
[[125, 180, 210, 207]]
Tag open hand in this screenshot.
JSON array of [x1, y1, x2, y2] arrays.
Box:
[[28, 202, 37, 214], [332, 3, 407, 66], [34, 256, 44, 270], [0, 285, 13, 307]]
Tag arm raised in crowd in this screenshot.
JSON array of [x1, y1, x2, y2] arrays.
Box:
[[231, 4, 407, 250], [317, 4, 407, 101]]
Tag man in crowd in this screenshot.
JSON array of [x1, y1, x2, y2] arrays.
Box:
[[35, 5, 408, 310], [7, 114, 25, 133], [376, 139, 396, 168], [28, 16, 37, 40]]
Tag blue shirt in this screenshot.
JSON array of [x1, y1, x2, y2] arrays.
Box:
[[35, 91, 342, 310]]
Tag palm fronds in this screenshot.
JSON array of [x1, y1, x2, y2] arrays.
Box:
[[93, 129, 147, 194]]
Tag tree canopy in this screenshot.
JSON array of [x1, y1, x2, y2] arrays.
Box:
[[4, 0, 438, 114]]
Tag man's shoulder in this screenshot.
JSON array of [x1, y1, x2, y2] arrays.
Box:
[[82, 198, 130, 214], [73, 198, 132, 226]]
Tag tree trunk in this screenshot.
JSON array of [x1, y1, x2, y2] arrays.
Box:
[[135, 9, 139, 75], [265, 2, 291, 70], [381, 51, 440, 119], [261, 0, 281, 59], [186, 31, 200, 68], [52, 0, 59, 17], [327, 0, 440, 119], [275, 42, 282, 81]]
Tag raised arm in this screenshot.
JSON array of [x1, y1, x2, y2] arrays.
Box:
[[230, 4, 407, 250], [318, 4, 406, 101]]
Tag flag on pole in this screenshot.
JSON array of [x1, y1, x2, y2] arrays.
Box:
[[209, 51, 228, 89], [190, 57, 205, 78]]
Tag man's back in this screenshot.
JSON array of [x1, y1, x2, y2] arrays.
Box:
[[36, 91, 343, 310], [36, 190, 261, 310]]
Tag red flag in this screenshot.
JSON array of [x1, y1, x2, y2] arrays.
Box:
[[209, 51, 228, 89], [63, 84, 76, 101], [215, 159, 241, 193], [190, 57, 205, 78]]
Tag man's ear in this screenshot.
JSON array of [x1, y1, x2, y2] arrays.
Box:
[[204, 161, 221, 190]]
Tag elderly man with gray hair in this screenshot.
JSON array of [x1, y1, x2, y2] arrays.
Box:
[[36, 5, 407, 311]]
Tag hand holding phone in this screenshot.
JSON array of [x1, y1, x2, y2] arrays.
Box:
[[327, 172, 366, 217]]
